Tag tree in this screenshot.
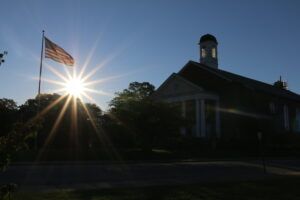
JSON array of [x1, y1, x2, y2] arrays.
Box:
[[0, 98, 40, 200], [108, 82, 183, 151], [0, 122, 40, 170], [0, 98, 22, 168], [19, 93, 103, 150], [0, 51, 7, 66], [0, 98, 18, 136], [109, 81, 155, 109]]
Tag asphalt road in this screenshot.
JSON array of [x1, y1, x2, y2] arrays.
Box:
[[0, 160, 299, 189]]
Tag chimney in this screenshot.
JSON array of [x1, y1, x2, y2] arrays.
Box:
[[273, 76, 288, 89]]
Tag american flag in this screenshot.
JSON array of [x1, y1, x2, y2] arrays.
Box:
[[44, 37, 74, 66]]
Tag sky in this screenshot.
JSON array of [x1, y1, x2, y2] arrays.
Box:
[[0, 0, 300, 110]]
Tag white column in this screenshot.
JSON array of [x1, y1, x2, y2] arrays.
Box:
[[181, 101, 186, 135], [216, 101, 221, 138], [195, 99, 200, 137], [200, 99, 206, 137]]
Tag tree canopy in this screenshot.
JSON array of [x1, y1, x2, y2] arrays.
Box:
[[109, 81, 155, 109], [108, 82, 183, 150], [0, 98, 18, 136]]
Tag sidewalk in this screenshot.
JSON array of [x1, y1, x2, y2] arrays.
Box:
[[2, 160, 300, 192], [11, 157, 300, 166]]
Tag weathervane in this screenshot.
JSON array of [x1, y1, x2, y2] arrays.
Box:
[[0, 51, 8, 66]]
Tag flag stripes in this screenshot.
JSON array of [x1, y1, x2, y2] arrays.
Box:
[[44, 37, 74, 66]]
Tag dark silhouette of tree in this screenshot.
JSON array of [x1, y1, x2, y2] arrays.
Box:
[[109, 81, 155, 108], [0, 51, 7, 66], [108, 82, 183, 151], [19, 93, 103, 150], [0, 98, 41, 199], [0, 98, 18, 136]]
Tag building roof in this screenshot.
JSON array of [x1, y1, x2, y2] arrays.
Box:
[[178, 61, 300, 102], [199, 34, 218, 44]]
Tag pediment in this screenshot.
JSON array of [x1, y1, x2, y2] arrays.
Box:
[[154, 73, 204, 99]]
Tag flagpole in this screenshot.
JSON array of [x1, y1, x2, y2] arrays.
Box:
[[38, 30, 45, 96], [36, 30, 44, 151]]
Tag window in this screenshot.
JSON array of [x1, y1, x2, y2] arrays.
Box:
[[212, 48, 216, 58], [201, 48, 206, 58]]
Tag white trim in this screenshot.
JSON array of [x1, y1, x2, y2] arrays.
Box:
[[154, 73, 204, 97]]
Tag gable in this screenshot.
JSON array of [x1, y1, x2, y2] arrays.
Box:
[[154, 73, 204, 99]]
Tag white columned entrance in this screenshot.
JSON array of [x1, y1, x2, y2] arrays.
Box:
[[163, 93, 220, 138]]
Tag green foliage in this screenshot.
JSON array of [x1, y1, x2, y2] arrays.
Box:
[[0, 98, 39, 170], [0, 121, 40, 171], [109, 81, 155, 109], [0, 104, 41, 200], [0, 99, 18, 136], [0, 183, 17, 200], [18, 94, 103, 150], [0, 99, 30, 199], [108, 82, 184, 151]]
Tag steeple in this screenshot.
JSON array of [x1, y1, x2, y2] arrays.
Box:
[[199, 34, 218, 69]]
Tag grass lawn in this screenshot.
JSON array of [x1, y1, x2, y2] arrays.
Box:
[[15, 176, 300, 200]]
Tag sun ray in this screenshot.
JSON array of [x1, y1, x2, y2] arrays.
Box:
[[49, 88, 67, 94], [81, 91, 98, 104], [218, 107, 270, 119], [84, 88, 113, 97], [78, 37, 101, 80], [79, 100, 122, 161], [45, 64, 69, 82], [23, 94, 68, 131], [35, 47, 129, 162], [42, 78, 66, 86], [36, 95, 72, 160], [62, 65, 73, 80], [80, 91, 107, 110], [38, 94, 68, 117], [80, 62, 106, 83], [43, 95, 72, 145], [83, 73, 130, 86], [71, 96, 79, 147], [80, 51, 119, 83]]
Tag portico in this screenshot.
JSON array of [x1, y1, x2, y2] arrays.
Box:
[[166, 95, 220, 138], [153, 73, 220, 138]]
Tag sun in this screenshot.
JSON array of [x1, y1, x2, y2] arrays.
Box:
[[63, 77, 85, 98]]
